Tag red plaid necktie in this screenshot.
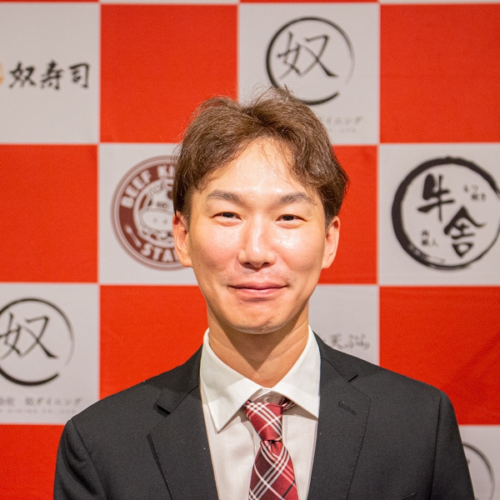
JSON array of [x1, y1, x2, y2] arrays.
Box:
[[245, 398, 299, 500]]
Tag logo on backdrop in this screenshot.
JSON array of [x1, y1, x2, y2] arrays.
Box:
[[112, 156, 183, 270], [327, 333, 370, 352], [2, 60, 90, 90], [392, 157, 500, 270], [463, 443, 495, 500], [0, 299, 74, 386], [266, 17, 354, 106]]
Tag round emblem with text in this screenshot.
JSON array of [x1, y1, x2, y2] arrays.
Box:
[[266, 17, 354, 106], [0, 298, 74, 386], [112, 157, 183, 270], [463, 443, 495, 500], [392, 157, 500, 270]]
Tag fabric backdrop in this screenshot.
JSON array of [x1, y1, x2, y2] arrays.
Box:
[[0, 1, 499, 498]]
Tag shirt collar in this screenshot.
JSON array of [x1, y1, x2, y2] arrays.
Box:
[[200, 327, 321, 432]]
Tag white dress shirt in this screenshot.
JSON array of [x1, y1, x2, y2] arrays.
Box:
[[200, 327, 321, 500]]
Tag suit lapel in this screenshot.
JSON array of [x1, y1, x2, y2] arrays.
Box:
[[308, 338, 371, 500], [149, 350, 219, 500], [147, 338, 371, 500]]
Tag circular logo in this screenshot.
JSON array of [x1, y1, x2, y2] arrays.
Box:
[[392, 157, 500, 270], [112, 156, 183, 270], [266, 17, 354, 106], [463, 443, 495, 500], [0, 299, 74, 386]]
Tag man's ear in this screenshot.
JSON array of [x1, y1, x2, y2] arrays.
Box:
[[322, 216, 340, 270], [173, 212, 193, 268]]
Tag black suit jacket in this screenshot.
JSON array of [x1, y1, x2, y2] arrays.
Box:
[[54, 336, 474, 499]]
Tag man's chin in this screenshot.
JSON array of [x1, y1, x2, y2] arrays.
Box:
[[207, 302, 303, 337], [223, 317, 291, 336]]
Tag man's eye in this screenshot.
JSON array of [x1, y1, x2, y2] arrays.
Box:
[[280, 214, 299, 222], [219, 212, 236, 218]]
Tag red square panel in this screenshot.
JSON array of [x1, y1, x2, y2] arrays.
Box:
[[100, 285, 207, 399], [101, 5, 237, 143], [380, 287, 500, 425], [381, 5, 500, 143], [0, 425, 63, 499], [319, 146, 377, 284], [0, 146, 97, 283]]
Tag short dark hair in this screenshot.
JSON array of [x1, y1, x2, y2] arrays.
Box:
[[173, 87, 349, 225]]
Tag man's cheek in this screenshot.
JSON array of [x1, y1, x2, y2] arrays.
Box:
[[207, 232, 239, 259], [280, 237, 324, 270], [193, 240, 235, 270]]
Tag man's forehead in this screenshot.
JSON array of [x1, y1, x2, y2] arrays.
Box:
[[197, 139, 308, 192]]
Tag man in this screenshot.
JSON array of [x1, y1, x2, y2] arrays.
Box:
[[54, 89, 474, 499]]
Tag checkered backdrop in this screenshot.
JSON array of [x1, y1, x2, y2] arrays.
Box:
[[1, 1, 499, 498]]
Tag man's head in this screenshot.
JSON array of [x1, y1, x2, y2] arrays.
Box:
[[173, 88, 348, 226], [173, 88, 348, 338]]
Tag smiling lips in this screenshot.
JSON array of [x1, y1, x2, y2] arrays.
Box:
[[229, 282, 286, 297]]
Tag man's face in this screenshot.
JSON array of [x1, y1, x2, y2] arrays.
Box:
[[173, 138, 339, 336]]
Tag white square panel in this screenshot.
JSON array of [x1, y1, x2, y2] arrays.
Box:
[[460, 425, 500, 500], [310, 285, 379, 366], [0, 4, 99, 144], [100, 144, 198, 285], [101, 0, 237, 3], [0, 284, 98, 424], [239, 3, 379, 145], [379, 144, 500, 285]]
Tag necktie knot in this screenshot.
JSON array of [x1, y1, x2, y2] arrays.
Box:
[[244, 398, 294, 442]]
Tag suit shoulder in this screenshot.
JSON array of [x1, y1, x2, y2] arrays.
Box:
[[71, 348, 201, 433], [69, 372, 163, 434]]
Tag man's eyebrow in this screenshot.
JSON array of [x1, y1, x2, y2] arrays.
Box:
[[206, 190, 242, 203], [278, 192, 314, 205]]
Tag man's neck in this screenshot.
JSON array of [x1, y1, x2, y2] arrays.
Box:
[[207, 316, 310, 388]]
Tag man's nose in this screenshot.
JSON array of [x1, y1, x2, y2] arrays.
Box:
[[238, 218, 276, 268]]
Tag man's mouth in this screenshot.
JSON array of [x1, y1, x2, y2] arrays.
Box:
[[229, 282, 286, 297]]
